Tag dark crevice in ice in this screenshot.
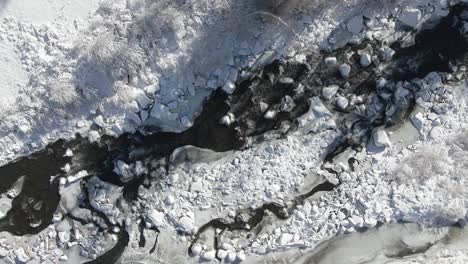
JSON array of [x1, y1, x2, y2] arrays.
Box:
[[138, 215, 160, 251], [84, 229, 130, 264], [80, 177, 130, 264], [189, 180, 338, 255]]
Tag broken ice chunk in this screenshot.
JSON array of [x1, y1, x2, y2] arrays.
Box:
[[15, 248, 30, 263], [207, 79, 217, 89], [147, 209, 165, 227], [222, 81, 236, 94], [279, 233, 294, 246], [382, 47, 395, 61], [18, 124, 30, 134], [58, 231, 71, 243], [279, 95, 295, 112], [360, 53, 372, 67], [144, 84, 160, 95], [259, 102, 269, 112], [295, 53, 306, 63], [168, 173, 179, 185], [324, 57, 337, 66], [0, 248, 8, 258], [364, 217, 377, 227], [67, 170, 89, 184], [113, 160, 134, 183], [191, 245, 202, 256], [226, 252, 237, 263], [178, 216, 194, 233], [150, 103, 178, 121], [180, 116, 193, 128], [336, 96, 349, 110], [394, 85, 410, 98], [264, 110, 277, 120], [168, 101, 178, 110], [377, 77, 387, 88], [279, 77, 294, 84], [52, 212, 63, 223], [236, 251, 246, 262], [125, 112, 142, 125], [127, 100, 140, 113], [339, 63, 351, 78], [135, 92, 152, 109], [165, 195, 175, 205], [88, 130, 100, 142], [217, 249, 228, 259], [220, 113, 235, 126], [94, 115, 105, 127], [64, 149, 73, 157], [322, 85, 339, 100], [190, 181, 204, 192], [373, 130, 391, 148], [347, 15, 363, 34], [398, 7, 422, 29], [201, 250, 216, 261], [411, 112, 424, 130], [310, 98, 332, 117]]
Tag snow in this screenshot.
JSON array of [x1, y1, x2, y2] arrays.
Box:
[[2, 0, 468, 263], [322, 85, 339, 100]]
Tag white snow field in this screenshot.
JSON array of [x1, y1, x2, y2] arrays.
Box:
[[0, 0, 468, 263]]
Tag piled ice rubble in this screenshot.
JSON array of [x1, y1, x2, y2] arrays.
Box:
[[194, 74, 467, 261]]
